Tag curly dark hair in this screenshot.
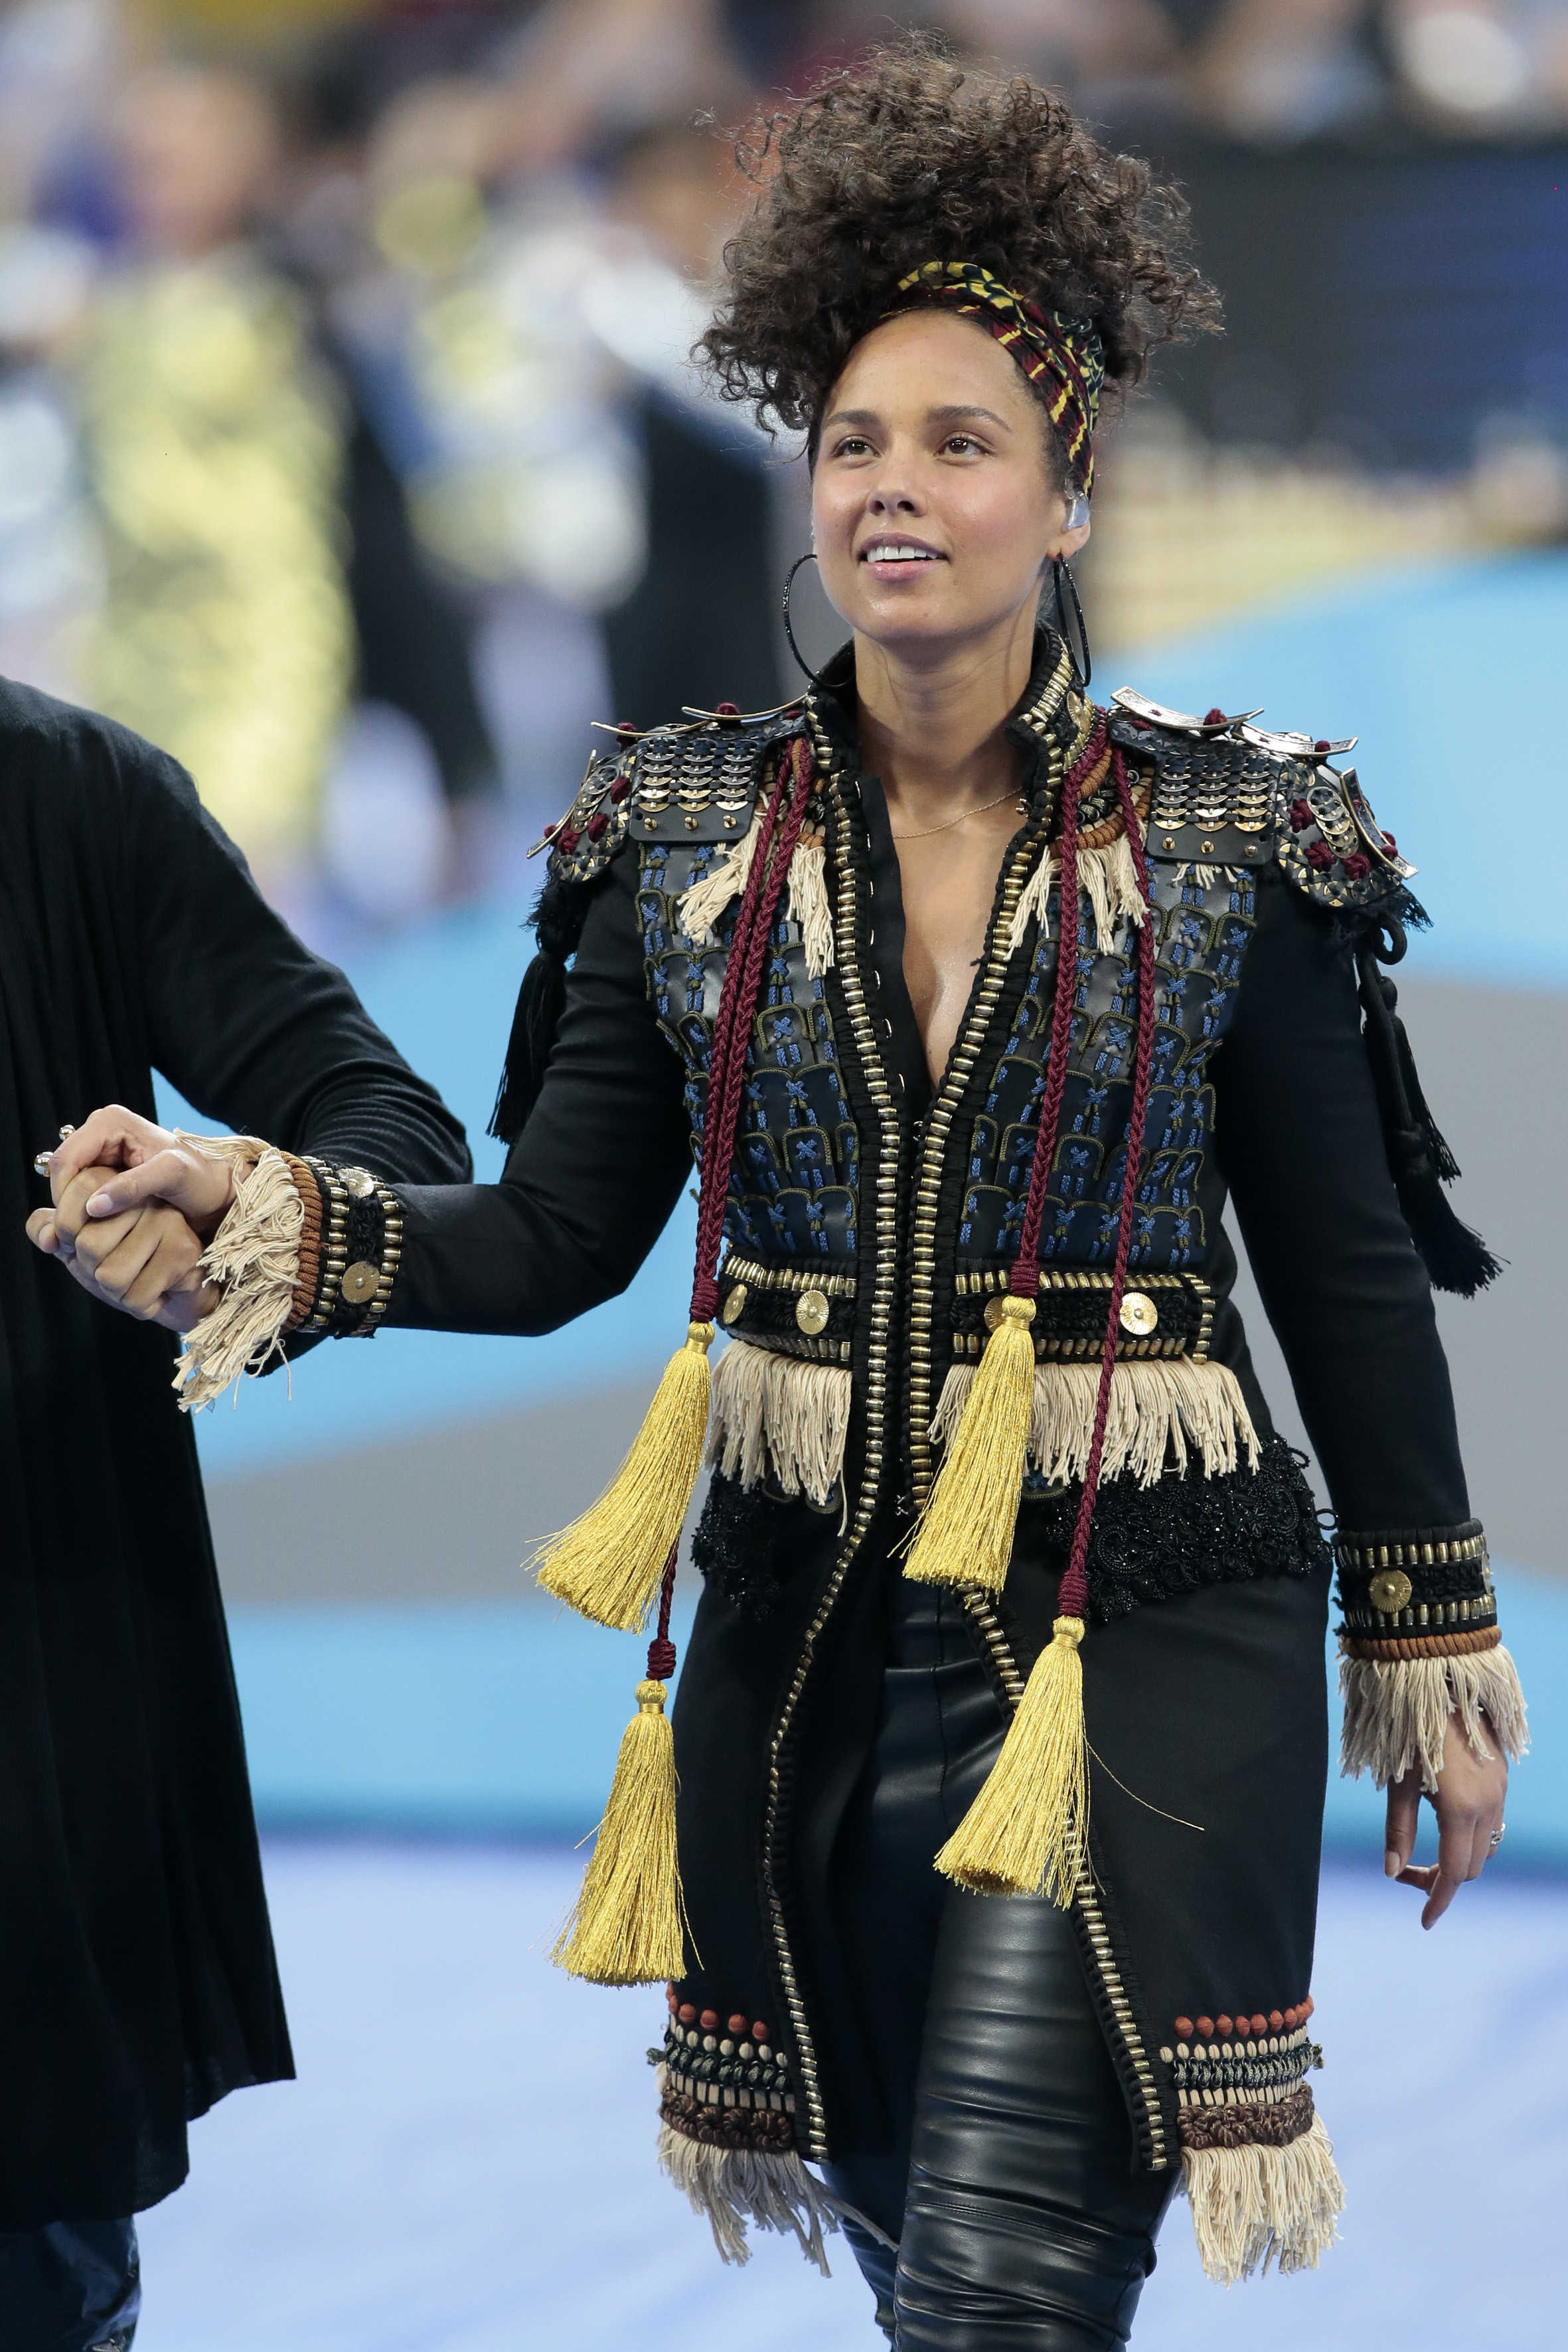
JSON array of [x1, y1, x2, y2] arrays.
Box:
[[700, 38, 1220, 476]]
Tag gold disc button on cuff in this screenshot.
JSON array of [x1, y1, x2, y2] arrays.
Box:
[[1369, 1569, 1413, 1614], [720, 1283, 748, 1326], [984, 1294, 1010, 1333], [795, 1289, 830, 1336], [1119, 1291, 1159, 1336], [341, 1260, 380, 1306], [345, 1168, 377, 1199]]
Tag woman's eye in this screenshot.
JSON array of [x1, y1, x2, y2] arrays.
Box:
[[832, 435, 873, 458], [943, 434, 983, 456]]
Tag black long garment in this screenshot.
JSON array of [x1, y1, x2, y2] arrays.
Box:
[[0, 676, 469, 2227], [374, 756, 1470, 2168]]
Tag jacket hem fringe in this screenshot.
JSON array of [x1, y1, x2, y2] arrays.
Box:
[[931, 1356, 1261, 1488], [1179, 2112, 1344, 2283], [657, 2116, 839, 2274], [708, 1338, 850, 1506]]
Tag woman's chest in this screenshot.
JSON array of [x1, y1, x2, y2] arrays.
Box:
[[633, 819, 1255, 1280]]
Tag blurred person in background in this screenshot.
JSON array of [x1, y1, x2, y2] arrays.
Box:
[[0, 672, 469, 2345], [597, 112, 783, 728], [76, 56, 354, 903], [52, 42, 502, 924], [42, 37, 1526, 2347]]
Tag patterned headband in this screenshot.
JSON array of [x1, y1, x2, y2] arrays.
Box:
[[892, 260, 1105, 496]]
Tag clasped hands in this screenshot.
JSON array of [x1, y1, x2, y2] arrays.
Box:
[[27, 1104, 238, 1334]]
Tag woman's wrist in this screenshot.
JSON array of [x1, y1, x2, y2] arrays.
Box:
[[285, 1158, 403, 1338]]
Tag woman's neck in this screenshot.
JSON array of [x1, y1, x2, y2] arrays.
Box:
[[851, 608, 1038, 826]]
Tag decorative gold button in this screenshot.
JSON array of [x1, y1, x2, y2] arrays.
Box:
[[1119, 1291, 1158, 1336], [345, 1169, 376, 1199], [1369, 1569, 1413, 1614], [795, 1289, 830, 1336], [720, 1283, 748, 1325], [341, 1260, 380, 1306], [984, 1294, 1010, 1332]]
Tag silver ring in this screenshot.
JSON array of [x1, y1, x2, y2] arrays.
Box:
[[33, 1123, 74, 1176], [1489, 1824, 1506, 1850]]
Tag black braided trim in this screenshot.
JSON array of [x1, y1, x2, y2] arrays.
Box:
[[1022, 1433, 1328, 1623]]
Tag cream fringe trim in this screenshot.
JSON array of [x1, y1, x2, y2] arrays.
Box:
[[1007, 830, 1149, 959], [1180, 2114, 1344, 2283], [677, 818, 834, 979], [708, 1338, 850, 1508], [657, 2118, 839, 2274], [932, 1356, 1261, 1489], [786, 833, 834, 979], [1339, 1642, 1528, 1794], [173, 1138, 303, 1411]]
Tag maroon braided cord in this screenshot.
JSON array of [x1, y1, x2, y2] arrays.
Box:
[[1009, 718, 1108, 1296], [689, 752, 788, 1274], [689, 734, 814, 1322], [647, 1544, 679, 1681], [1058, 744, 1157, 1619]]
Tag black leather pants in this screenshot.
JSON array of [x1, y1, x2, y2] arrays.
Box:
[[821, 1582, 1177, 2347]]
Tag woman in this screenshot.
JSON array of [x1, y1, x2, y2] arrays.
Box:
[[48, 45, 1524, 2349]]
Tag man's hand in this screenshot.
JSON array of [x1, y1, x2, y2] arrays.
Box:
[[45, 1105, 236, 1235], [1384, 1709, 1508, 1928]]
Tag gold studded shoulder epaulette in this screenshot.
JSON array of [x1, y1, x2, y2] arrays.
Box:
[[1107, 686, 1415, 909], [534, 702, 805, 883]]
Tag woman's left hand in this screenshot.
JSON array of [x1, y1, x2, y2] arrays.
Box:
[[1384, 1710, 1508, 1928]]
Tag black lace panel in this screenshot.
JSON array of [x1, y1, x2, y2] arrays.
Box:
[[1020, 1434, 1328, 1622], [696, 1438, 1326, 1624], [691, 1473, 840, 1619]]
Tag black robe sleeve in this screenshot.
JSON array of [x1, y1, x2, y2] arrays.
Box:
[[123, 745, 471, 1182], [382, 848, 696, 1334], [1213, 868, 1469, 1531]]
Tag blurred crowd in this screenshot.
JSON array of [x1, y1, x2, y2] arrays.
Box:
[[0, 0, 1565, 932]]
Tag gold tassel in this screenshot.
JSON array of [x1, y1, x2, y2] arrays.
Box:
[[552, 1678, 687, 1985], [533, 1321, 714, 1630], [936, 1614, 1089, 1907], [902, 1294, 1036, 1593]]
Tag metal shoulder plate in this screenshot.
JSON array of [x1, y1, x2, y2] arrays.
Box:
[[536, 702, 805, 884], [1107, 686, 1413, 907]]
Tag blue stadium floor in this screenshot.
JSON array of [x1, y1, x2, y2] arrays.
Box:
[[136, 1842, 1568, 2351]]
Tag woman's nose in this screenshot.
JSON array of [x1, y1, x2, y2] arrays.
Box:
[[866, 477, 921, 514]]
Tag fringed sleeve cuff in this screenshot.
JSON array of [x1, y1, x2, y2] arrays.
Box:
[[1333, 1522, 1528, 1790], [172, 1138, 311, 1411], [172, 1142, 403, 1409]]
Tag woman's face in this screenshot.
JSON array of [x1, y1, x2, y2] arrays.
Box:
[[811, 308, 1088, 663]]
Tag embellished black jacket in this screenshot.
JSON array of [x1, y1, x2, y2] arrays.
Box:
[[205, 631, 1522, 2286]]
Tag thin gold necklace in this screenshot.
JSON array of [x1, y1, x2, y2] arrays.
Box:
[[888, 784, 1026, 843]]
